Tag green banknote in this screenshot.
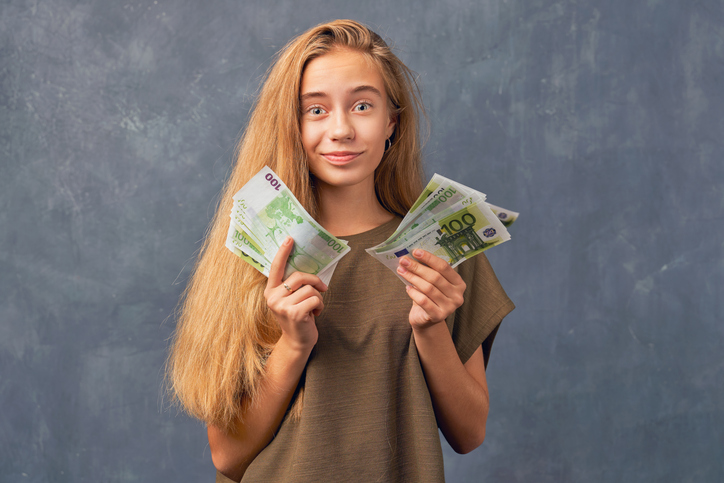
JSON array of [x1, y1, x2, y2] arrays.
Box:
[[225, 222, 270, 275], [225, 166, 350, 284], [378, 175, 470, 252], [385, 174, 518, 250], [367, 174, 517, 284], [487, 203, 519, 227]]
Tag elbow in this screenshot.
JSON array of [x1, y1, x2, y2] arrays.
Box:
[[451, 424, 486, 455], [453, 396, 489, 454], [440, 392, 490, 454], [211, 448, 243, 481], [446, 409, 487, 454], [210, 447, 246, 482], [208, 427, 249, 482]]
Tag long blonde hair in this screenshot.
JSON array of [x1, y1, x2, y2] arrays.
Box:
[[166, 19, 426, 431]]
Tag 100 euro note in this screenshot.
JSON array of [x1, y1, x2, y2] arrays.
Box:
[[405, 173, 519, 231], [225, 166, 350, 285], [374, 174, 472, 253], [366, 174, 516, 284], [487, 203, 519, 227]]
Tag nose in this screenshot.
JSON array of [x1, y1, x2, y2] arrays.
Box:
[[329, 111, 354, 141]]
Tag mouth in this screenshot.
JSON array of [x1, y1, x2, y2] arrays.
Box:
[[322, 151, 362, 165]]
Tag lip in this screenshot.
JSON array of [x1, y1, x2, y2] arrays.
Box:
[[322, 151, 362, 165]]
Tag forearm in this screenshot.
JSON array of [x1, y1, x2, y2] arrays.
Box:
[[208, 334, 311, 480], [412, 322, 489, 454]]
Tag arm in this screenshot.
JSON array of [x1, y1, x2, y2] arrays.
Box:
[[208, 237, 325, 480], [396, 250, 489, 454]]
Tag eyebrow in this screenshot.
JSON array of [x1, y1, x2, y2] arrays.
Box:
[[300, 85, 383, 102]]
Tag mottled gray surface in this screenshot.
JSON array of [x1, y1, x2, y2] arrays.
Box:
[[1, 0, 722, 481]]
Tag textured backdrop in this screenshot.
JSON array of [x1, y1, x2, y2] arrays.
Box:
[[1, 0, 723, 481]]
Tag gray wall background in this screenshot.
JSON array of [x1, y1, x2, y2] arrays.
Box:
[[1, 0, 722, 481]]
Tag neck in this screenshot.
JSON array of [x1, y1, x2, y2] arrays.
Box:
[[314, 180, 395, 237]]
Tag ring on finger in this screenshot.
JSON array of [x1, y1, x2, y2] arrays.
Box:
[[283, 282, 294, 293]]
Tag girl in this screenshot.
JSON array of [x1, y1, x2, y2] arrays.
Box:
[[167, 19, 514, 482]]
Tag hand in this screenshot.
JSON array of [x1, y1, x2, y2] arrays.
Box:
[[396, 249, 467, 330], [263, 236, 328, 351]]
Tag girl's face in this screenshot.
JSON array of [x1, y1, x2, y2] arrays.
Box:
[[300, 49, 395, 195]]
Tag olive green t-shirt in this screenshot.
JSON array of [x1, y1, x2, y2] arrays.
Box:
[[218, 217, 514, 482]]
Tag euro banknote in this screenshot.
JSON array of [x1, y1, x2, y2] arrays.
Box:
[[225, 166, 350, 285], [487, 203, 519, 227], [404, 174, 518, 231], [366, 174, 517, 284]]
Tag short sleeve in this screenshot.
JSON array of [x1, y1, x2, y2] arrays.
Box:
[[445, 253, 515, 367]]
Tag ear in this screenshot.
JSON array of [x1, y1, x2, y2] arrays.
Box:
[[385, 114, 397, 141]]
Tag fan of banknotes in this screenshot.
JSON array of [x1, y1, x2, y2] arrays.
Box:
[[225, 167, 518, 285], [225, 166, 350, 285], [365, 173, 518, 285]]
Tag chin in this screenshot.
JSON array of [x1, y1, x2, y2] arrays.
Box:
[[312, 170, 376, 190]]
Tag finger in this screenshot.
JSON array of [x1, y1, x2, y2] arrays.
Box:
[[279, 290, 325, 320], [409, 249, 465, 286], [398, 254, 454, 293], [268, 237, 294, 287], [405, 285, 444, 321], [296, 295, 325, 317], [284, 285, 324, 308], [281, 286, 325, 318], [283, 271, 328, 294], [397, 260, 446, 301], [271, 285, 324, 317], [398, 255, 465, 311]]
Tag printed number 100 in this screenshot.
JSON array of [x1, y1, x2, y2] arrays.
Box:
[[440, 213, 476, 236]]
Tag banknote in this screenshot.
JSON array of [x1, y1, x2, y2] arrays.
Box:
[[487, 203, 519, 227], [367, 174, 516, 284], [225, 166, 350, 283], [367, 198, 509, 269], [380, 174, 472, 251], [385, 174, 517, 250], [405, 173, 468, 220], [226, 222, 270, 275]]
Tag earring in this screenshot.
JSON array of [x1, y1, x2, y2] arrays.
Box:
[[384, 138, 391, 152]]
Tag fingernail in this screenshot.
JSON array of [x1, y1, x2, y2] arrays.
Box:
[[284, 237, 293, 246], [413, 249, 423, 258], [400, 257, 410, 267], [397, 265, 407, 274]]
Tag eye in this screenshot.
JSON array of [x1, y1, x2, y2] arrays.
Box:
[[354, 102, 372, 112], [305, 106, 326, 116]]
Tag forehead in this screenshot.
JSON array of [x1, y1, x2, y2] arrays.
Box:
[[300, 49, 387, 97]]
